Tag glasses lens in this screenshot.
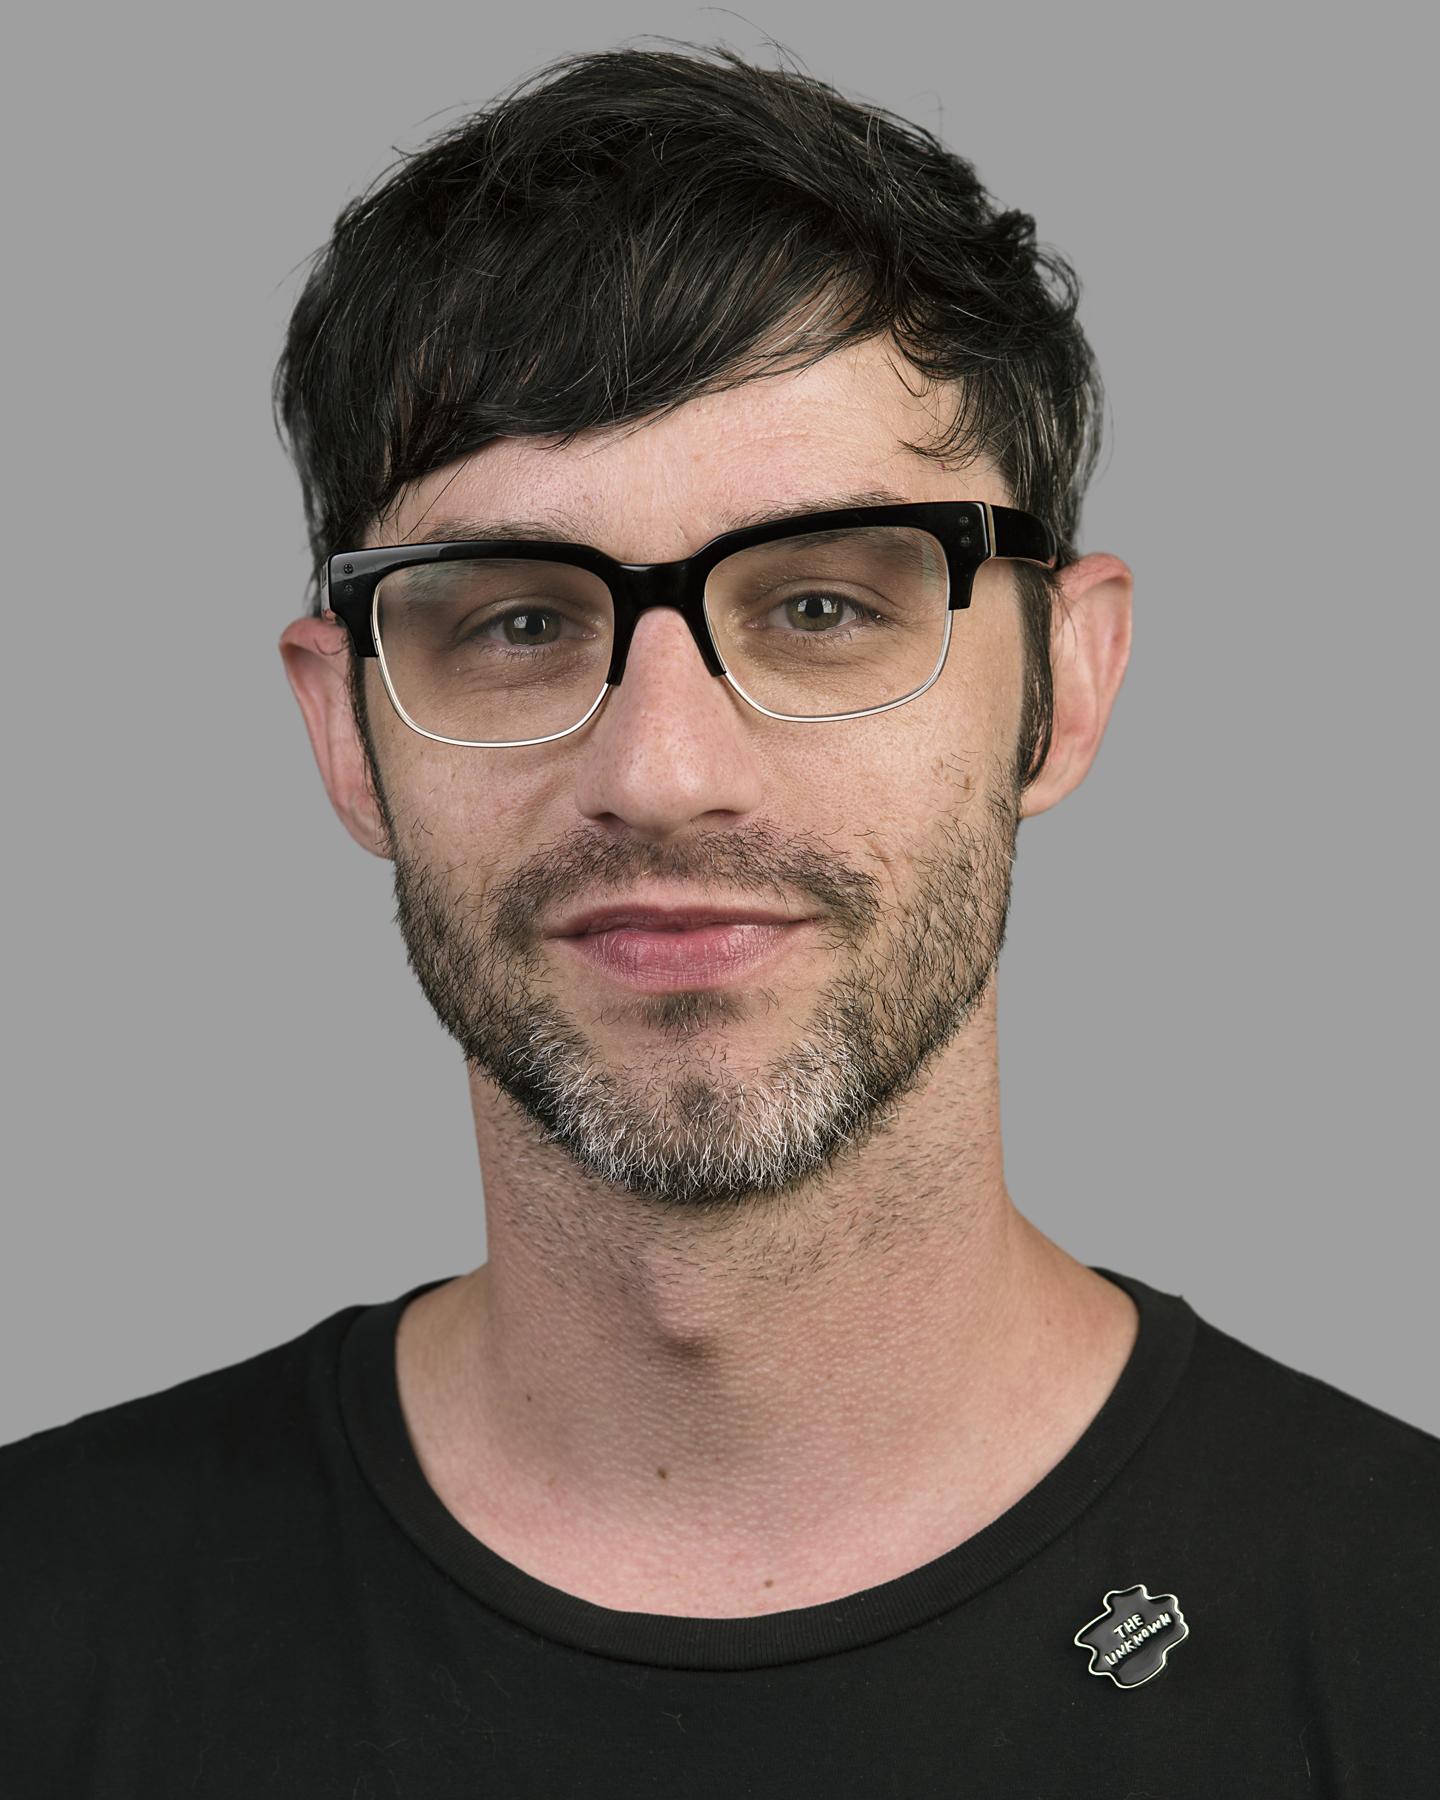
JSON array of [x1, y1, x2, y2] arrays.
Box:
[[375, 559, 614, 744], [704, 526, 950, 719]]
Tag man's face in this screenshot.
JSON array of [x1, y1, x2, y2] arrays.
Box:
[[353, 337, 1031, 1211]]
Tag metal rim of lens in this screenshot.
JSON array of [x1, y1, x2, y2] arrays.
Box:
[[719, 605, 954, 723], [371, 582, 955, 747], [706, 532, 954, 723], [371, 585, 614, 749]]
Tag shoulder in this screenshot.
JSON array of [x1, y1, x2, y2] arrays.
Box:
[[0, 1300, 363, 1575], [0, 1302, 375, 1780], [1180, 1305, 1440, 1531]]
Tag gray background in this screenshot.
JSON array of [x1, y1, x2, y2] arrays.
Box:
[[5, 1, 1434, 1445]]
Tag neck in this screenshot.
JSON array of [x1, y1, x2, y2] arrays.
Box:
[[395, 1014, 1138, 1617]]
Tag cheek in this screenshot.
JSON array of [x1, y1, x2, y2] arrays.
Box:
[[420, 768, 540, 858], [812, 743, 965, 881], [373, 724, 533, 867], [945, 591, 1025, 750]]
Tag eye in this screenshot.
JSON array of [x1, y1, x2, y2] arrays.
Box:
[[458, 605, 596, 648], [488, 608, 564, 646], [759, 591, 877, 634]]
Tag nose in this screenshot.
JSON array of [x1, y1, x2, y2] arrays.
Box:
[[569, 605, 764, 834]]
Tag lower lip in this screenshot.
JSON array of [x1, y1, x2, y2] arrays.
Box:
[[554, 921, 811, 990]]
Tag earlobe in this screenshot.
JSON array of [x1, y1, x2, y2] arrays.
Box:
[[1019, 553, 1133, 820], [278, 616, 392, 859]]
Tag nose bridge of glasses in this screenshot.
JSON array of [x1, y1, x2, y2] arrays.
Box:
[[605, 560, 728, 687]]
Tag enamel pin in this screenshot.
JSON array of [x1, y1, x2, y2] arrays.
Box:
[[1073, 1583, 1189, 1688]]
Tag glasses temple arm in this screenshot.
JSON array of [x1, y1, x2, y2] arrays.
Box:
[[987, 504, 1059, 568]]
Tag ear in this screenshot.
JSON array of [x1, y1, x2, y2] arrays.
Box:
[[278, 616, 393, 858], [1019, 552, 1133, 820]]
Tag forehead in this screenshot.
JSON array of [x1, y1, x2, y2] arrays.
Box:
[[373, 335, 1008, 562]]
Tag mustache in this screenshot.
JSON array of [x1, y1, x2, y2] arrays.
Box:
[[482, 820, 885, 955]]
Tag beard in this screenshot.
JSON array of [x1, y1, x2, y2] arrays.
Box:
[[372, 742, 1020, 1215]]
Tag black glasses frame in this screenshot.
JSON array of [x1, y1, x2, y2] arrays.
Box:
[[321, 500, 1058, 744]]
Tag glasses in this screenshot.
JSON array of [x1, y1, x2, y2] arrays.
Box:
[[322, 500, 1058, 748]]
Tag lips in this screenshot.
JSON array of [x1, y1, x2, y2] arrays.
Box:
[[557, 917, 810, 989], [553, 903, 806, 937]]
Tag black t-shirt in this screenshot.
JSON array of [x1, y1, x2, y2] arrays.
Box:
[[3, 1266, 1437, 1797]]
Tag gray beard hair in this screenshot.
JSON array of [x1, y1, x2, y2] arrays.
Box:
[[382, 776, 1019, 1215]]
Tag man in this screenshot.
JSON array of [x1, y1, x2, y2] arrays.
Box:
[[4, 43, 1436, 1798]]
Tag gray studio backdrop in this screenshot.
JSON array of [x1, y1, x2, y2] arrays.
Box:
[[4, 2, 1434, 1445]]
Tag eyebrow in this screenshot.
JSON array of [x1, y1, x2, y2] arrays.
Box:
[[392, 487, 916, 549]]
